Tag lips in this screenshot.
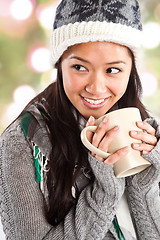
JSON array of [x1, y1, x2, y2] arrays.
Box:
[[83, 97, 105, 105], [81, 96, 109, 109]]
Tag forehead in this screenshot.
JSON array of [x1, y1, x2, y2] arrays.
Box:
[[62, 41, 132, 61]]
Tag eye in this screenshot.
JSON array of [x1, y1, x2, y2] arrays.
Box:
[[106, 68, 121, 74], [72, 64, 87, 72]]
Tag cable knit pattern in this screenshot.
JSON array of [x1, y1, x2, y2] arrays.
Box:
[[0, 112, 160, 239], [0, 119, 122, 240], [0, 120, 52, 240], [0, 138, 16, 238], [50, 21, 142, 65], [74, 155, 125, 239]]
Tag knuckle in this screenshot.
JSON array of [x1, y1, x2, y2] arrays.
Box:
[[98, 142, 104, 150], [99, 142, 109, 152], [144, 122, 155, 135], [116, 150, 124, 157], [111, 151, 121, 160], [140, 132, 147, 141], [92, 132, 97, 142], [154, 135, 157, 142], [152, 136, 157, 145], [96, 156, 104, 162], [106, 131, 112, 137], [152, 129, 156, 136], [105, 129, 116, 139], [105, 156, 114, 165], [142, 143, 153, 151]]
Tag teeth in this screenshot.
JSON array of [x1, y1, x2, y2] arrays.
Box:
[[84, 97, 105, 105]]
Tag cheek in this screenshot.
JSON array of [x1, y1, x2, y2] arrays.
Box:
[[62, 69, 73, 90], [111, 77, 129, 96], [120, 79, 129, 94], [62, 71, 84, 94]]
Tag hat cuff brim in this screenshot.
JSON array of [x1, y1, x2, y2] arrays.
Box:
[[50, 21, 142, 67]]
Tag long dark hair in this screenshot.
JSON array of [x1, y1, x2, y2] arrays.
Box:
[[42, 63, 89, 225], [18, 52, 150, 225]]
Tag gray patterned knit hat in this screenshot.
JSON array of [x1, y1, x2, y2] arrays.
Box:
[[50, 0, 143, 66]]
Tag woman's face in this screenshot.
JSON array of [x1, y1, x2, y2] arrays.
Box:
[[61, 41, 132, 119]]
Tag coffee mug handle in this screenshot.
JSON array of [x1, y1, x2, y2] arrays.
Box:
[[81, 126, 110, 158]]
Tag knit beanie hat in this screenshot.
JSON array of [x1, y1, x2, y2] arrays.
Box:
[[50, 0, 142, 66]]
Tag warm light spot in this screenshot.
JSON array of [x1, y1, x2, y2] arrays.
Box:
[[13, 85, 36, 104], [37, 5, 56, 30], [29, 47, 51, 72], [140, 72, 158, 96], [142, 22, 160, 49], [10, 0, 34, 20], [2, 85, 36, 127]]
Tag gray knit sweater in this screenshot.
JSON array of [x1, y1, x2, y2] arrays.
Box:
[[0, 103, 160, 240]]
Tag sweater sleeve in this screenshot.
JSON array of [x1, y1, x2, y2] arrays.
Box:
[[126, 117, 160, 240], [0, 119, 125, 240]]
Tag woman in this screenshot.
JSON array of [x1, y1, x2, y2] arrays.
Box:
[[0, 0, 160, 239]]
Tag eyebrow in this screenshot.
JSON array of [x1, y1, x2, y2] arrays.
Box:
[[69, 56, 126, 65], [69, 56, 89, 63], [106, 61, 126, 65]]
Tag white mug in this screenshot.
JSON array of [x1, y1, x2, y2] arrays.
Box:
[[81, 107, 151, 178]]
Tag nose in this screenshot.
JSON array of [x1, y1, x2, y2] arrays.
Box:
[[85, 72, 107, 95]]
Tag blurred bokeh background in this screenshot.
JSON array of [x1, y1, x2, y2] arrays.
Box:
[[0, 0, 160, 134]]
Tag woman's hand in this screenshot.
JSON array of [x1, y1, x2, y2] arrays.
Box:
[[86, 116, 129, 165], [130, 121, 157, 155], [127, 120, 159, 194]]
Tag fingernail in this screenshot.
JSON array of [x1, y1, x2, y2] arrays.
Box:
[[133, 143, 140, 148], [137, 121, 143, 126], [103, 116, 109, 123], [86, 116, 94, 126], [99, 116, 108, 127], [114, 126, 120, 131], [88, 116, 94, 122], [122, 147, 129, 152], [131, 131, 137, 135]]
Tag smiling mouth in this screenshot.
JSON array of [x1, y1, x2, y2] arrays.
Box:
[[83, 97, 106, 105]]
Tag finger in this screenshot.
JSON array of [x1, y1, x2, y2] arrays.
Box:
[[130, 130, 157, 146], [91, 151, 107, 162], [136, 121, 156, 136], [91, 116, 110, 147], [142, 150, 149, 155], [132, 142, 155, 153], [86, 115, 95, 127], [97, 126, 120, 152], [86, 116, 95, 142], [90, 125, 120, 162], [93, 154, 105, 162], [104, 146, 130, 165]]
